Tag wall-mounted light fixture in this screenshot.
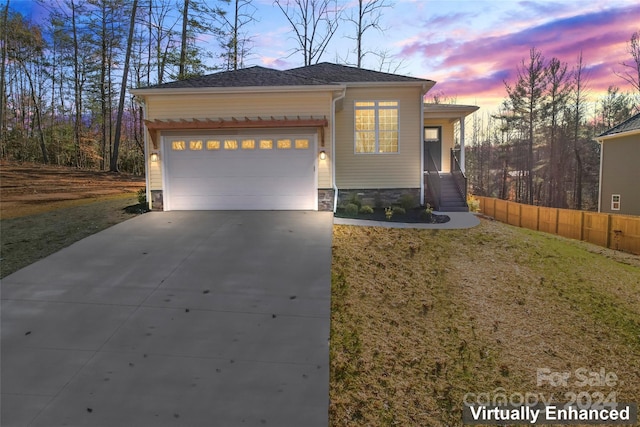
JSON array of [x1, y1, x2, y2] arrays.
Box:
[[319, 150, 326, 160], [150, 152, 159, 163]]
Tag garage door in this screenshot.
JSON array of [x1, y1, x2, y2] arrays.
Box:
[[164, 134, 317, 210]]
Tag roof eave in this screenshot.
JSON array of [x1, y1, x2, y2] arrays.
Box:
[[595, 128, 640, 142], [424, 104, 480, 119], [131, 84, 345, 96], [342, 80, 435, 89]]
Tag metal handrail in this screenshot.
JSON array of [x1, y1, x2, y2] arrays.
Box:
[[451, 149, 468, 206], [425, 150, 441, 210]]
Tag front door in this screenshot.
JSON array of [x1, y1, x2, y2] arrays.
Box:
[[424, 127, 442, 171]]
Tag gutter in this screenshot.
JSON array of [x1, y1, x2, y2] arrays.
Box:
[[419, 83, 432, 206], [131, 84, 344, 96], [594, 128, 640, 142], [597, 140, 603, 212], [139, 99, 151, 210], [332, 88, 347, 212]]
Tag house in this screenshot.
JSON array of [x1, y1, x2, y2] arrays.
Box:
[[131, 62, 478, 212], [595, 112, 640, 216]]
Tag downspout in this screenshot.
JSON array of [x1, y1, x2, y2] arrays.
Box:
[[332, 88, 347, 212], [597, 138, 603, 212], [140, 98, 151, 210], [459, 115, 466, 174], [419, 85, 429, 206]]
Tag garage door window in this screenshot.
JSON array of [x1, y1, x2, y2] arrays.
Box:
[[207, 140, 220, 150], [172, 140, 186, 151], [260, 139, 273, 149], [190, 140, 203, 150], [224, 139, 238, 150], [242, 139, 255, 150], [295, 139, 309, 149], [277, 139, 292, 149]]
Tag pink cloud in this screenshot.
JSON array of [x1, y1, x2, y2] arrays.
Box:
[[402, 4, 640, 108]]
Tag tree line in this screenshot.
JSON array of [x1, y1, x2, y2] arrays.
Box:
[[0, 0, 393, 173], [1, 0, 638, 197], [0, 0, 261, 173], [465, 34, 640, 211]]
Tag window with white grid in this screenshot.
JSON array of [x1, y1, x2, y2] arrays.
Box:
[[354, 101, 399, 153]]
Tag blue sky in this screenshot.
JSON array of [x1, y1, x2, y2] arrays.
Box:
[[9, 0, 640, 112]]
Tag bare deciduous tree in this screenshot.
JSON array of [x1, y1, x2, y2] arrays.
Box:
[[542, 57, 571, 207], [274, 0, 341, 66], [615, 30, 640, 98], [219, 0, 257, 70], [343, 0, 391, 68], [110, 0, 137, 172], [179, 0, 189, 79], [0, 0, 9, 151], [371, 48, 404, 73], [570, 51, 589, 209], [504, 47, 547, 205]]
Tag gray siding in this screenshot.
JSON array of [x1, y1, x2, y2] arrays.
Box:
[[599, 134, 640, 215]]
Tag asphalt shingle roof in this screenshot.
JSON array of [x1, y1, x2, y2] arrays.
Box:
[[599, 111, 640, 137], [288, 62, 432, 84], [145, 66, 333, 89], [143, 62, 433, 89]]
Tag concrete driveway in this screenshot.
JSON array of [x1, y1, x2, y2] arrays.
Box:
[[1, 211, 333, 426]]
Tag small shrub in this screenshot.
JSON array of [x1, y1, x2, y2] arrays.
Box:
[[398, 194, 416, 210], [347, 193, 362, 209], [385, 206, 394, 220], [392, 206, 406, 215], [421, 203, 434, 222], [467, 194, 480, 212], [137, 188, 147, 205], [359, 205, 374, 214], [345, 203, 360, 217]]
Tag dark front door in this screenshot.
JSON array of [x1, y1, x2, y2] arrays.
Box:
[[424, 127, 442, 171]]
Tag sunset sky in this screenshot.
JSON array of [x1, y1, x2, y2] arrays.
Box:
[[10, 0, 640, 113], [251, 0, 640, 113]]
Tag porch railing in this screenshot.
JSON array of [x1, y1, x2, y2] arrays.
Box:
[[425, 150, 441, 210], [451, 149, 468, 206]]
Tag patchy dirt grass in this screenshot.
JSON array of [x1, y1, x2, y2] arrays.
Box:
[[0, 161, 147, 278], [0, 160, 144, 219], [0, 195, 143, 278], [330, 219, 640, 426]]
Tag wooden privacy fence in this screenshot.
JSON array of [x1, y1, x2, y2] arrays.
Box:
[[476, 196, 640, 255]]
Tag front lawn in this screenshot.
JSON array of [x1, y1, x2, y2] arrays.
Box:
[[0, 195, 143, 278], [330, 219, 640, 426]]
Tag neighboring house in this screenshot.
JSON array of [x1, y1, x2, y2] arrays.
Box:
[[595, 112, 640, 216], [132, 62, 478, 212]]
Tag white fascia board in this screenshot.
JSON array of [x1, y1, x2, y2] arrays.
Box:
[[595, 128, 640, 143], [343, 81, 436, 91], [131, 84, 345, 97]]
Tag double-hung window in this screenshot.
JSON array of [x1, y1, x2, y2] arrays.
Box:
[[355, 101, 399, 153]]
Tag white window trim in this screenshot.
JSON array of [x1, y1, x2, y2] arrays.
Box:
[[424, 126, 441, 143], [611, 194, 621, 211], [354, 100, 400, 154]]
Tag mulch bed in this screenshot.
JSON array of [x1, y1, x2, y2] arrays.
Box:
[[335, 207, 450, 224]]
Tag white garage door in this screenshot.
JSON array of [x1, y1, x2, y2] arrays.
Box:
[[164, 134, 317, 210]]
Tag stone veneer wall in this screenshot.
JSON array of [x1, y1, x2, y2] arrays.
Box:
[[337, 188, 421, 208], [150, 190, 163, 211], [317, 189, 335, 211], [150, 188, 420, 211]]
